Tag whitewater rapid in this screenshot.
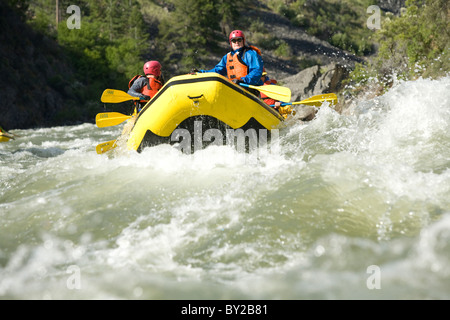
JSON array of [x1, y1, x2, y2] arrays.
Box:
[[0, 76, 449, 299]]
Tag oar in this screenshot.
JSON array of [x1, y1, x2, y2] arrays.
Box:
[[0, 127, 15, 140], [101, 89, 140, 103], [0, 133, 12, 142], [239, 83, 291, 102], [290, 93, 337, 106], [270, 93, 337, 107], [96, 140, 118, 154], [96, 112, 132, 128]]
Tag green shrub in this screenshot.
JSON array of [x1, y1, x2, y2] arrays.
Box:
[[266, 0, 377, 56], [274, 41, 292, 58], [345, 0, 450, 97]]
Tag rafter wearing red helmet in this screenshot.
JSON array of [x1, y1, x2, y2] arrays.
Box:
[[127, 61, 164, 105], [199, 30, 264, 88]]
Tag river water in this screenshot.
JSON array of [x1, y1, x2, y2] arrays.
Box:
[[1, 76, 449, 300]]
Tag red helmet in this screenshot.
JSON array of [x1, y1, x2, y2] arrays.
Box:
[[143, 61, 161, 77], [229, 30, 245, 45]]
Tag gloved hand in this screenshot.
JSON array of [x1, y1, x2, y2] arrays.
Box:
[[232, 79, 243, 85], [140, 95, 151, 101], [273, 101, 282, 109], [190, 68, 199, 74]]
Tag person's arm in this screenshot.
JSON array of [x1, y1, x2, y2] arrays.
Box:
[[240, 50, 264, 85], [200, 54, 228, 76], [127, 77, 150, 100]]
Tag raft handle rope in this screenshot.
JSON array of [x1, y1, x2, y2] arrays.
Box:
[[188, 94, 204, 100]]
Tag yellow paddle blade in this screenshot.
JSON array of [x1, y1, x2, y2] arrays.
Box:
[[0, 135, 11, 142], [101, 89, 140, 103], [247, 84, 292, 102], [293, 93, 337, 107], [96, 140, 117, 154], [95, 112, 132, 128]]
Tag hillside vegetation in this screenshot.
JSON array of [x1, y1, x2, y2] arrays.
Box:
[[345, 0, 449, 97], [1, 0, 448, 129], [264, 0, 378, 56]]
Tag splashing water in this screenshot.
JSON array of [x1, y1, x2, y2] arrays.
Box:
[[0, 76, 449, 299]]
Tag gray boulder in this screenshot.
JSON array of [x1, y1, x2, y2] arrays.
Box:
[[279, 63, 349, 120], [281, 63, 348, 102]]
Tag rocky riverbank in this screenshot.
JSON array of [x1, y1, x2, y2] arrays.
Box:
[[242, 5, 364, 119]]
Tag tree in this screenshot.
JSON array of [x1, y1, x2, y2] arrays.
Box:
[[158, 0, 220, 71], [157, 0, 252, 72], [345, 0, 449, 96], [5, 0, 29, 20], [375, 0, 449, 79]]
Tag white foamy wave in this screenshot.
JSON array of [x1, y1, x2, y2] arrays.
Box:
[[1, 76, 450, 299]]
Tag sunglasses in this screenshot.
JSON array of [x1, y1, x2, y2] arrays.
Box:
[[231, 38, 243, 43]]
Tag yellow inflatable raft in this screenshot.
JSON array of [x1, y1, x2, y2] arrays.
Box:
[[0, 127, 13, 142], [126, 73, 285, 152]]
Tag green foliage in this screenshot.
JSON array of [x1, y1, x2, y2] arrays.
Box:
[[27, 0, 57, 35], [26, 0, 150, 107], [158, 0, 219, 70], [266, 0, 377, 56], [253, 33, 276, 50], [157, 0, 249, 72], [248, 18, 292, 58], [17, 0, 447, 127], [273, 41, 292, 58], [297, 57, 322, 70], [346, 0, 449, 95], [17, 0, 257, 125], [375, 0, 449, 78]]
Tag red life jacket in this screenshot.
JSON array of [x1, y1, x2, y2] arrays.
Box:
[[226, 45, 262, 81], [128, 75, 163, 99], [260, 78, 278, 104]]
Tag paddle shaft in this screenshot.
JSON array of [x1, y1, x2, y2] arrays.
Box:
[[270, 93, 337, 107]]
